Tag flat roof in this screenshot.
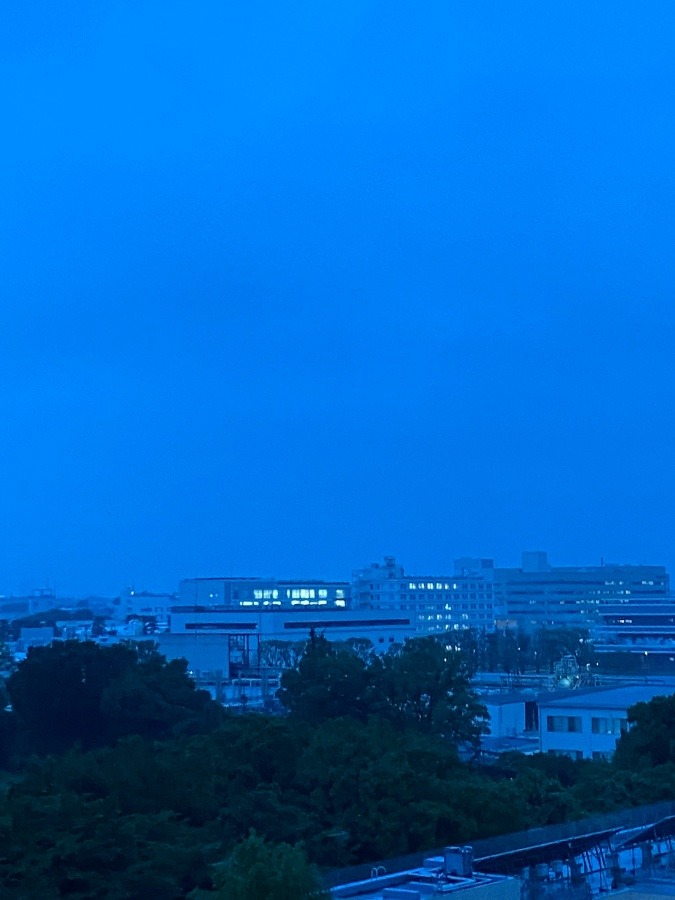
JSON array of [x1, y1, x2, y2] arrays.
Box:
[[540, 684, 675, 710]]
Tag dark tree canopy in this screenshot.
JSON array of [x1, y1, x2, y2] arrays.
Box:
[[8, 640, 224, 755], [614, 693, 675, 769], [278, 634, 488, 752]]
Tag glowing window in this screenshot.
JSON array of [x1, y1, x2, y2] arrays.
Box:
[[336, 589, 345, 599], [318, 589, 328, 598]]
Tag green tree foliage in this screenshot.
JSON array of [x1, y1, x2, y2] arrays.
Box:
[[7, 640, 224, 755], [377, 637, 488, 749], [277, 634, 376, 723], [279, 635, 488, 751], [206, 832, 327, 900], [614, 693, 675, 768]]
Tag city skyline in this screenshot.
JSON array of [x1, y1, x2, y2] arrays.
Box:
[[3, 547, 672, 600]]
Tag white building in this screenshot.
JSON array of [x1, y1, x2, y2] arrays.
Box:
[[352, 556, 499, 635], [158, 605, 416, 678], [538, 684, 675, 760]]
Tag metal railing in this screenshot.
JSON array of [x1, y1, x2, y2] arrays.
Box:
[[322, 800, 675, 889]]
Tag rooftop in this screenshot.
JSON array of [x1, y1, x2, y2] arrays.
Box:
[[540, 684, 675, 710]]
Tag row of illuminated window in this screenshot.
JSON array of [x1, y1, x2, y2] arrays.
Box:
[[405, 582, 491, 591], [238, 598, 347, 609], [417, 613, 491, 621], [250, 588, 346, 601]]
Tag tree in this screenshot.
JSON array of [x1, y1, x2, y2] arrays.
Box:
[[7, 640, 224, 755], [206, 832, 327, 900], [614, 693, 675, 768], [376, 637, 488, 752], [277, 634, 374, 724]]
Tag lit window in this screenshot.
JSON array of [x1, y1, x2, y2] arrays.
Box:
[[336, 589, 345, 599], [427, 583, 433, 590], [335, 599, 346, 607], [292, 590, 301, 599], [318, 589, 328, 599], [253, 590, 263, 600], [272, 590, 279, 599]]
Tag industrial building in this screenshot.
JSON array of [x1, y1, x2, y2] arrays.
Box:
[[156, 605, 416, 681]]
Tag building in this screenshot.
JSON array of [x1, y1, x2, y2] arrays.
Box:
[[352, 556, 499, 635], [494, 551, 669, 631], [113, 588, 177, 626], [592, 598, 675, 655], [178, 576, 349, 610], [538, 684, 675, 760], [157, 605, 416, 679]]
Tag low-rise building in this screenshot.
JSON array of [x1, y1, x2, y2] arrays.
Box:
[[158, 606, 416, 679], [538, 684, 675, 760]]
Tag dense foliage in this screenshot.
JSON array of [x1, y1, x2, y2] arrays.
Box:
[[7, 640, 225, 755], [278, 633, 489, 751], [0, 636, 673, 897]]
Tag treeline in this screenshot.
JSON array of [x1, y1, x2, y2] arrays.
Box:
[[0, 637, 674, 897]]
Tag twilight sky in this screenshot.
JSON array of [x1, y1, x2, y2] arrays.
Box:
[[2, 1, 675, 596]]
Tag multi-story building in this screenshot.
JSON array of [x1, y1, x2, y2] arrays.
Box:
[[178, 576, 349, 610], [114, 588, 177, 625], [352, 556, 499, 634], [592, 598, 675, 655], [494, 551, 669, 631]]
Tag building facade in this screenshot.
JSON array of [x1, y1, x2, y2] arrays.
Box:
[[494, 551, 669, 631], [159, 605, 416, 678], [352, 556, 499, 635], [178, 576, 349, 610], [538, 684, 675, 760]]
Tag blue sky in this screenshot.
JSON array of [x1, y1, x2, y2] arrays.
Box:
[[1, 1, 675, 595]]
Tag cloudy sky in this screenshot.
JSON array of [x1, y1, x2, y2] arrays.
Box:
[[2, 1, 675, 595]]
